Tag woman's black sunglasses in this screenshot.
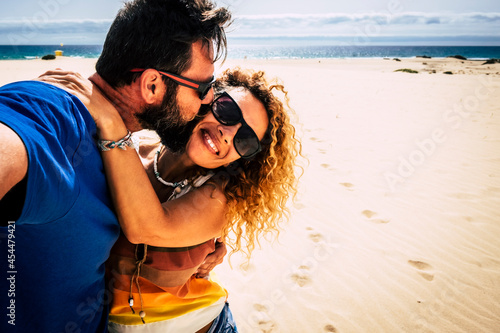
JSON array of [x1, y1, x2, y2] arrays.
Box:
[[212, 92, 263, 159]]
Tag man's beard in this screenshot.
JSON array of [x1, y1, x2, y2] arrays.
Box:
[[135, 89, 200, 153]]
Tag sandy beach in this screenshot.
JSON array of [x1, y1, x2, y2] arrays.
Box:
[[1, 56, 499, 332]]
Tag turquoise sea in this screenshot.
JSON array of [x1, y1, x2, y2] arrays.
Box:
[[1, 39, 500, 60]]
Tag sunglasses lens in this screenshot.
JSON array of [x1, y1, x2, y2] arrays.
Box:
[[212, 93, 262, 158], [199, 86, 211, 100], [212, 96, 241, 124], [234, 126, 260, 158]]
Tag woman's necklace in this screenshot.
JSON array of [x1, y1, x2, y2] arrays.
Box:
[[153, 145, 188, 194]]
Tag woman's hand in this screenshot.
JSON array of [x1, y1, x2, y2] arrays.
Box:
[[36, 70, 125, 135]]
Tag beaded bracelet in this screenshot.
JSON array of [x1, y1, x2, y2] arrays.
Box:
[[98, 130, 136, 151]]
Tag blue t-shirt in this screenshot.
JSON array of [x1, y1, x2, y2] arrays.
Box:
[[0, 81, 120, 332]]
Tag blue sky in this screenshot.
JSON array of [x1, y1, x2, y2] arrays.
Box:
[[0, 0, 499, 45]]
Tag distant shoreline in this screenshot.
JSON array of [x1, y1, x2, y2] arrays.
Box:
[[1, 44, 500, 61], [1, 56, 499, 61]]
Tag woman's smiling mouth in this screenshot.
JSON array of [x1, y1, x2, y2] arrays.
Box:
[[202, 129, 220, 155]]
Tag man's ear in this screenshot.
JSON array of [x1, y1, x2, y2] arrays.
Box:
[[139, 69, 165, 104]]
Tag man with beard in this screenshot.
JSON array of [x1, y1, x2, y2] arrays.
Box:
[[0, 0, 231, 332]]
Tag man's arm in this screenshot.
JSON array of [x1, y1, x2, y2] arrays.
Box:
[[0, 122, 28, 200]]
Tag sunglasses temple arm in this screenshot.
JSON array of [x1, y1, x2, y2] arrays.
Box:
[[160, 72, 202, 89]]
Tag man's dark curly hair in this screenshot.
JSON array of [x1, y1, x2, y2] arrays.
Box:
[[96, 0, 231, 88]]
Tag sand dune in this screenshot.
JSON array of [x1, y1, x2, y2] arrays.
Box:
[[1, 57, 499, 332]]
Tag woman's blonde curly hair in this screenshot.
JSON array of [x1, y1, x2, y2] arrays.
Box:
[[210, 67, 302, 258]]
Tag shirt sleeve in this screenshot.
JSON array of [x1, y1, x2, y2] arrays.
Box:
[[0, 81, 91, 224]]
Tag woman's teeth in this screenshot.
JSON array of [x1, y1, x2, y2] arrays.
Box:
[[204, 131, 219, 155]]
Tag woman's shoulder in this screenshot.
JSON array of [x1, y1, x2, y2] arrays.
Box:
[[132, 130, 161, 157]]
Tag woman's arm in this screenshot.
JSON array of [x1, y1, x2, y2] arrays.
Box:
[[37, 70, 227, 247]]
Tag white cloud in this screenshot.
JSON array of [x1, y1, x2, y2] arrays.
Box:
[[0, 19, 111, 44], [233, 12, 500, 37], [0, 12, 499, 44], [0, 19, 111, 32]]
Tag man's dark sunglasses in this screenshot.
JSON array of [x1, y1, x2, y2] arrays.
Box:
[[212, 92, 263, 159], [130, 68, 215, 100]]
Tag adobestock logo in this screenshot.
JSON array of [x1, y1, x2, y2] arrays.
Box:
[[384, 75, 498, 193], [384, 129, 447, 192]]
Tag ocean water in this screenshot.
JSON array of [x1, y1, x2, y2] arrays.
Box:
[[227, 44, 500, 60], [1, 42, 500, 60], [0, 45, 103, 60]]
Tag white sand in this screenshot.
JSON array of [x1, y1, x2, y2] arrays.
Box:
[[217, 58, 500, 333], [1, 57, 500, 332]]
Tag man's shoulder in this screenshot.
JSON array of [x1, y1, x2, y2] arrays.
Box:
[[1, 79, 62, 92], [0, 80, 79, 111], [0, 79, 90, 124], [0, 79, 95, 170]]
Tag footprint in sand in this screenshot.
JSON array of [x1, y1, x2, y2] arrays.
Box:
[[408, 260, 435, 281], [320, 163, 336, 171], [238, 261, 257, 282], [340, 182, 354, 191], [290, 266, 312, 287], [306, 226, 324, 243], [362, 210, 390, 224], [370, 218, 390, 224], [324, 324, 338, 332], [253, 304, 267, 312], [251, 303, 276, 333], [308, 231, 324, 243], [256, 319, 275, 333], [294, 202, 306, 210], [362, 210, 377, 218]]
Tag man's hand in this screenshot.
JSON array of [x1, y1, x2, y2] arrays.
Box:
[[36, 70, 93, 105], [36, 70, 121, 130], [195, 239, 227, 279]]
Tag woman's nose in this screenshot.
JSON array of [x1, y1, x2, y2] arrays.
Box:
[[218, 124, 240, 144]]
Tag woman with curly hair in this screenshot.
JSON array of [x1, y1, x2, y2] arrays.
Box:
[[44, 68, 300, 332]]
